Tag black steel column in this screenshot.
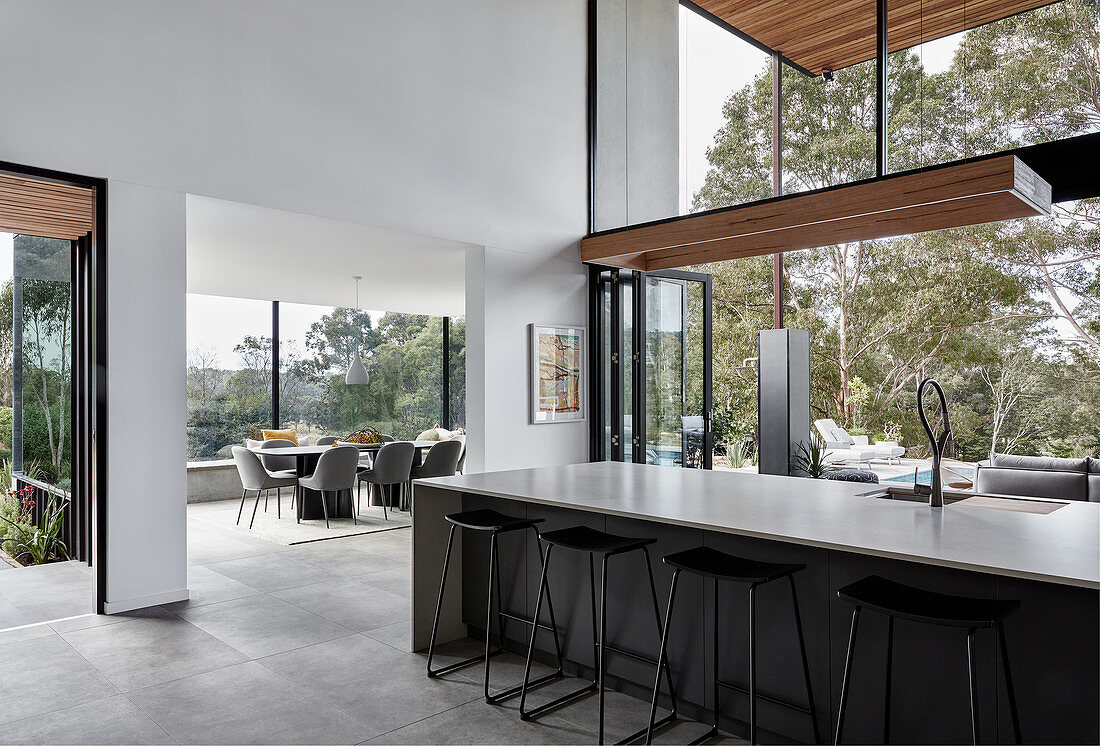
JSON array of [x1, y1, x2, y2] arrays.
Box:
[[610, 270, 624, 461], [876, 0, 889, 176], [772, 52, 784, 330], [442, 316, 451, 429], [271, 300, 279, 428], [12, 271, 22, 472]]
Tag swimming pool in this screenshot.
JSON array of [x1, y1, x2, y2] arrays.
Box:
[[885, 467, 974, 486]]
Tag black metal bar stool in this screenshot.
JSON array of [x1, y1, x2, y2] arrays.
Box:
[[646, 546, 820, 746], [426, 508, 565, 704], [834, 575, 1022, 745], [519, 525, 677, 746]]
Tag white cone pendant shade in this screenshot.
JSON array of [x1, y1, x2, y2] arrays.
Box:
[[346, 350, 369, 385]]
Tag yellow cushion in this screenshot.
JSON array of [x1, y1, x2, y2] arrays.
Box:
[[262, 428, 298, 445]]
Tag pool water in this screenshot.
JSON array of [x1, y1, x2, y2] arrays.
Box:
[[885, 467, 974, 486]]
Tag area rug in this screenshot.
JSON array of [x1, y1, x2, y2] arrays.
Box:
[[187, 497, 411, 545]]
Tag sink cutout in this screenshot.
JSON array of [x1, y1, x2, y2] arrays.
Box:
[[955, 495, 1067, 515]]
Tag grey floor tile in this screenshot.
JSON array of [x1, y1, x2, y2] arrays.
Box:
[[0, 561, 94, 623], [0, 620, 58, 647], [204, 551, 337, 593], [286, 541, 405, 577], [361, 619, 412, 652], [186, 520, 287, 567], [127, 661, 377, 745], [0, 595, 32, 629], [173, 593, 353, 658], [0, 694, 175, 745], [0, 634, 118, 725], [60, 610, 248, 691], [165, 565, 262, 610], [274, 577, 410, 632], [49, 605, 175, 634], [360, 564, 411, 599], [260, 634, 482, 736], [362, 696, 592, 745]]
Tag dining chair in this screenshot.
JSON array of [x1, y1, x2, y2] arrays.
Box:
[[257, 438, 301, 514], [451, 434, 468, 475], [297, 445, 360, 528], [357, 441, 415, 521], [316, 435, 339, 446], [232, 446, 298, 528], [408, 439, 464, 510]]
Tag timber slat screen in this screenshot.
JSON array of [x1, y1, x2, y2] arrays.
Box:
[[580, 155, 1051, 271], [0, 174, 94, 240], [688, 0, 1053, 75]]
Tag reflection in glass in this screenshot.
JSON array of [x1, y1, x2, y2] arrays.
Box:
[[646, 278, 685, 467]]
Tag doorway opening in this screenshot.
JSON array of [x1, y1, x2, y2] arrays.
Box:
[[0, 163, 106, 629]]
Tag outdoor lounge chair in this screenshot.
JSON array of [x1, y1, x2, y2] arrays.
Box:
[[812, 419, 880, 467]]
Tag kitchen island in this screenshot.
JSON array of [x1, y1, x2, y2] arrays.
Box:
[[414, 462, 1099, 743]]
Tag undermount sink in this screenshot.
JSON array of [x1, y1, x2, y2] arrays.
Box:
[[867, 488, 1068, 514]]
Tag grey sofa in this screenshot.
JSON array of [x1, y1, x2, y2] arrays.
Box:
[[974, 453, 1099, 502]]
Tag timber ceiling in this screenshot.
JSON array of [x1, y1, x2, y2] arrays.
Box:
[[690, 0, 1054, 75], [0, 172, 94, 241]]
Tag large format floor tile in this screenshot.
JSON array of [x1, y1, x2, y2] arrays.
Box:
[[165, 564, 263, 610], [0, 694, 175, 745], [203, 551, 337, 593], [173, 593, 354, 658], [127, 661, 378, 745], [260, 634, 483, 736], [273, 577, 410, 632], [60, 610, 249, 691], [0, 634, 119, 725]]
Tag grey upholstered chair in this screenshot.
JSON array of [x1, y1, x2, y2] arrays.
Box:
[[232, 446, 298, 528], [315, 435, 339, 446], [451, 434, 468, 474], [258, 438, 297, 473], [357, 441, 415, 521], [297, 445, 360, 528], [410, 439, 463, 480]]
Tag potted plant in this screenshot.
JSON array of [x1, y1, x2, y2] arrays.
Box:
[[792, 432, 838, 479]]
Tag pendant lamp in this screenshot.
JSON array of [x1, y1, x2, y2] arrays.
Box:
[[346, 275, 369, 385]]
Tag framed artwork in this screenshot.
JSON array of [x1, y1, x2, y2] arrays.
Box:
[[530, 323, 586, 424]]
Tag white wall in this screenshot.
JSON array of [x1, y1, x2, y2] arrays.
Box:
[[0, 0, 589, 611]]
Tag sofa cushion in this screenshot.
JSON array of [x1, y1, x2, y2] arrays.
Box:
[[1088, 458, 1100, 502], [989, 453, 1087, 473], [975, 466, 1088, 501]]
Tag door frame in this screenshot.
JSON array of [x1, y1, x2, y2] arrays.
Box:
[[589, 264, 713, 469], [0, 159, 108, 614]]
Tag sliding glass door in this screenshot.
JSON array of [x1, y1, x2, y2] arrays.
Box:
[[591, 267, 712, 468]]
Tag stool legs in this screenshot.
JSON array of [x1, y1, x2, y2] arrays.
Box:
[[788, 575, 822, 746], [967, 627, 980, 745], [834, 605, 862, 745], [997, 623, 1022, 744], [646, 568, 681, 745], [884, 615, 894, 744]]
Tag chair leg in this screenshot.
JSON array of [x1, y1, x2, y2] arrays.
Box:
[[520, 543, 554, 718], [749, 583, 757, 745], [295, 487, 301, 523], [249, 489, 262, 529], [967, 627, 980, 745], [426, 524, 457, 676], [381, 484, 388, 521], [884, 615, 894, 744], [834, 606, 862, 745], [357, 480, 362, 514], [641, 546, 678, 725], [483, 532, 498, 701], [598, 554, 608, 745], [647, 568, 681, 745], [530, 527, 565, 675], [236, 489, 248, 525], [264, 489, 269, 512], [277, 487, 281, 519], [998, 623, 1022, 744], [350, 487, 357, 526], [788, 574, 821, 745], [320, 490, 330, 529]]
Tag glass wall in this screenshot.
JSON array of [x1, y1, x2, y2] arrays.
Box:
[[447, 316, 466, 430], [186, 295, 273, 461]]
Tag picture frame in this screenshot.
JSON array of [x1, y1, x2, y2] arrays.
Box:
[[530, 323, 586, 424]]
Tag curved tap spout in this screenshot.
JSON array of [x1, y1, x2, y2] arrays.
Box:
[[916, 378, 952, 508]]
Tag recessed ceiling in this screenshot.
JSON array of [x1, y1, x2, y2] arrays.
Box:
[[690, 0, 1053, 76], [186, 195, 472, 317]]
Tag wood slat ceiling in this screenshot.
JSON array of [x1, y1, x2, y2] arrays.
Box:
[[581, 155, 1051, 270], [0, 173, 94, 240], [691, 0, 1054, 75]]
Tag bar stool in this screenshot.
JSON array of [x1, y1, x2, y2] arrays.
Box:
[[519, 525, 677, 746], [646, 546, 820, 746], [834, 575, 1022, 745], [426, 509, 565, 704]]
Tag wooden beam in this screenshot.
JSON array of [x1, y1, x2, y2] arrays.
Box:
[[581, 155, 1051, 271]]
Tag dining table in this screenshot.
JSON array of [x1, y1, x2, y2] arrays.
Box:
[[249, 440, 441, 521]]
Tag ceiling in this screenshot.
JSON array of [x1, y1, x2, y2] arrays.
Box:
[[186, 195, 472, 317], [0, 171, 94, 240], [690, 0, 1053, 75]]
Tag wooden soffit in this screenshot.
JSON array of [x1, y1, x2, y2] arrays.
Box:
[[689, 0, 1054, 76], [0, 172, 94, 240], [581, 155, 1051, 271]]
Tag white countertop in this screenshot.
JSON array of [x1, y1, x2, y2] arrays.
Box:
[[420, 461, 1100, 589]]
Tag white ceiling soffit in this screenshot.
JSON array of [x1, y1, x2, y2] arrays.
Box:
[[186, 194, 471, 317]]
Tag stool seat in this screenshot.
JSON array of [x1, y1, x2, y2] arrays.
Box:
[[539, 525, 655, 554], [444, 508, 542, 532], [664, 546, 804, 583], [837, 575, 1020, 628]]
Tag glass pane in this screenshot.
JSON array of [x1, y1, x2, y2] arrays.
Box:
[[448, 316, 466, 431], [646, 278, 685, 466], [186, 294, 273, 461], [7, 234, 72, 487], [623, 282, 633, 462], [683, 280, 706, 469], [601, 280, 612, 460]]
